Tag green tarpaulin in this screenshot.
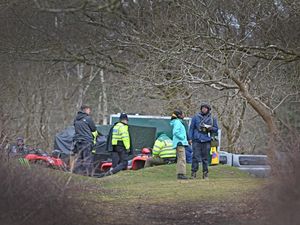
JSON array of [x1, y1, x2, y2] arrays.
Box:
[[110, 115, 190, 139]]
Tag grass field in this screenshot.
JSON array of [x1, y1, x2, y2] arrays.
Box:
[[87, 164, 265, 204], [78, 164, 267, 224], [58, 164, 267, 225]]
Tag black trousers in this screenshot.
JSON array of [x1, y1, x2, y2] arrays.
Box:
[[73, 141, 93, 176], [191, 141, 210, 173], [111, 145, 128, 174]]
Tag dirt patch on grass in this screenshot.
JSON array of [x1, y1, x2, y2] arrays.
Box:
[[97, 196, 263, 225]]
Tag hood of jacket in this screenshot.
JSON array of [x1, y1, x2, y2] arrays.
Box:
[[157, 133, 171, 142], [200, 103, 211, 112], [170, 118, 183, 126], [75, 111, 88, 121]]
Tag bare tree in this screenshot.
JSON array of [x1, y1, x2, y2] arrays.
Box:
[[116, 0, 300, 154], [1, 0, 299, 155], [96, 69, 109, 124]]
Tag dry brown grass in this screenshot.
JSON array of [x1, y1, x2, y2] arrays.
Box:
[[0, 153, 101, 225], [259, 130, 300, 225]]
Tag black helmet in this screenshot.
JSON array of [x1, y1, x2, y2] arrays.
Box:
[[119, 113, 128, 121], [172, 109, 184, 119]]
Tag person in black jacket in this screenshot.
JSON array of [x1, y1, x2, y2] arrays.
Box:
[[73, 105, 97, 176], [8, 137, 29, 158]]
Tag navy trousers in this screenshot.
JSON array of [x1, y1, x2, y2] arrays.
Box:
[[111, 145, 128, 174], [73, 141, 93, 176], [191, 142, 210, 173]]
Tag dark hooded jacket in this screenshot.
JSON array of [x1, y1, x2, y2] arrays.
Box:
[[188, 104, 218, 143], [8, 144, 28, 157], [73, 111, 97, 143]]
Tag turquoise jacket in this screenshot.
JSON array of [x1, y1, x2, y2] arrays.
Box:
[[170, 119, 188, 148]]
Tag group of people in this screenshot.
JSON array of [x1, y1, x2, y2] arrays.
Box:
[[72, 105, 132, 177], [144, 103, 218, 180], [72, 103, 218, 180]]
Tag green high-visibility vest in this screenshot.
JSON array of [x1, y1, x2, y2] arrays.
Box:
[[112, 122, 130, 151]]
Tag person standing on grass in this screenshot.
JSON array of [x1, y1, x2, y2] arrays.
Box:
[[188, 103, 218, 179], [104, 113, 131, 176], [73, 105, 97, 176], [170, 109, 189, 180]]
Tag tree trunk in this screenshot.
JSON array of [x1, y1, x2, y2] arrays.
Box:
[[76, 63, 84, 110], [230, 74, 279, 155], [97, 69, 108, 125]]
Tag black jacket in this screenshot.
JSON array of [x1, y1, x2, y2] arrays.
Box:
[[73, 111, 97, 143], [8, 144, 29, 157]]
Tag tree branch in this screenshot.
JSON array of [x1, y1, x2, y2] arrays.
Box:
[[33, 0, 88, 13], [272, 92, 300, 114]]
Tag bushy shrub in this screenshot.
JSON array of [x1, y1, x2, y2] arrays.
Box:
[[0, 153, 101, 225]]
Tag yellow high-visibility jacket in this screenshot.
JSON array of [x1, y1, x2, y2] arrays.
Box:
[[112, 122, 130, 151], [91, 131, 98, 154], [92, 131, 98, 144], [152, 135, 176, 159]]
